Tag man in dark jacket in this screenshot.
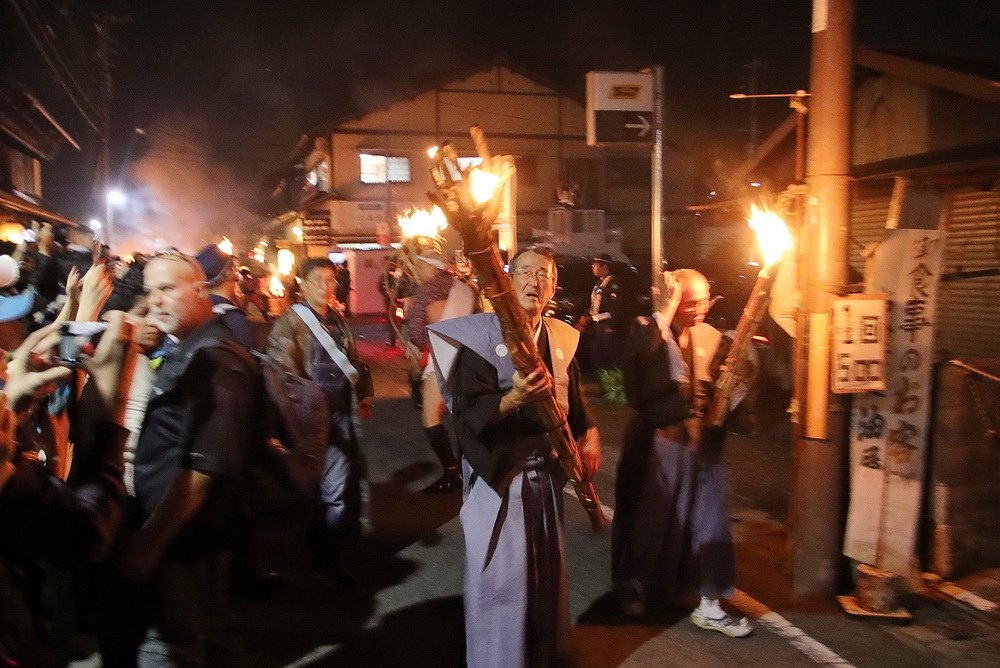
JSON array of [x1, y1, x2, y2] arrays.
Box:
[[105, 251, 256, 666]]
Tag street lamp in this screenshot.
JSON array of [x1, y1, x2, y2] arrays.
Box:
[[105, 188, 126, 248]]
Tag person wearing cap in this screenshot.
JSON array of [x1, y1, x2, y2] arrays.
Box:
[[584, 253, 625, 373], [194, 244, 256, 350], [405, 250, 479, 492]]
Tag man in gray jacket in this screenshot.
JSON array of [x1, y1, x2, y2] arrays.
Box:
[[267, 258, 373, 578]]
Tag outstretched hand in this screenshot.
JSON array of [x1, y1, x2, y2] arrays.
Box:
[[4, 324, 73, 410]]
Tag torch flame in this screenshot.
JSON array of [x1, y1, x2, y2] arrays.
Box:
[[268, 273, 285, 297], [397, 206, 447, 239], [427, 146, 439, 159], [276, 248, 295, 276], [469, 168, 501, 205], [217, 236, 234, 255], [748, 206, 792, 268]]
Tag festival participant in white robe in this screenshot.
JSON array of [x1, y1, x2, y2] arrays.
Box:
[[427, 247, 601, 667]]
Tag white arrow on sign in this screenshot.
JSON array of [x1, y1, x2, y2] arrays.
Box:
[[624, 115, 652, 138]]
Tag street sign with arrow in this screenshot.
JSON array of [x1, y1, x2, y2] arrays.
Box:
[[586, 71, 655, 145]]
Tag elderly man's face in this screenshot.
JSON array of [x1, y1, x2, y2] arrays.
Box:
[[144, 256, 209, 337], [675, 276, 711, 329], [511, 251, 557, 317]]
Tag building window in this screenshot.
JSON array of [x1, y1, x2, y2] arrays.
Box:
[[9, 151, 37, 196], [359, 153, 411, 184]]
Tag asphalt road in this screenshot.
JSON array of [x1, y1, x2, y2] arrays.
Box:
[[76, 317, 1000, 667]]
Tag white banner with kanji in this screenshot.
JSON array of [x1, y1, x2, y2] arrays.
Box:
[[843, 229, 945, 574]]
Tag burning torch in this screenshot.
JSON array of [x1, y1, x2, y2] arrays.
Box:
[[427, 127, 609, 532], [704, 206, 793, 428]]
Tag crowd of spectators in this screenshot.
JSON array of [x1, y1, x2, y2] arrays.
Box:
[[0, 222, 367, 667]]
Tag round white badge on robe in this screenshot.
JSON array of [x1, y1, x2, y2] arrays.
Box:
[[495, 344, 508, 357], [555, 347, 565, 361]]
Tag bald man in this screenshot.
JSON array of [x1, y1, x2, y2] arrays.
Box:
[[103, 251, 256, 666], [613, 269, 752, 637]]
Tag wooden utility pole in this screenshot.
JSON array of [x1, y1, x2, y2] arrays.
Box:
[[791, 0, 854, 599]]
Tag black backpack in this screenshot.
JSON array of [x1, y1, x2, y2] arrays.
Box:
[[217, 341, 330, 504]]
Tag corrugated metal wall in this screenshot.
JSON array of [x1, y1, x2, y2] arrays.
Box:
[[849, 190, 892, 273], [937, 187, 1000, 359], [849, 184, 1000, 359]]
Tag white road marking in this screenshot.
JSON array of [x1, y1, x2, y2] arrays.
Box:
[[937, 581, 1000, 614], [282, 644, 340, 668], [748, 607, 855, 667], [568, 490, 853, 666]]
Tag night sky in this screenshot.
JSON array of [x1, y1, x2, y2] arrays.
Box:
[[2, 0, 998, 249]]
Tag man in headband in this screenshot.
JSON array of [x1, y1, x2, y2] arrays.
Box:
[[405, 250, 479, 492]]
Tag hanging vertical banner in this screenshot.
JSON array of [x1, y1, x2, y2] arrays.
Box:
[[844, 229, 945, 574]]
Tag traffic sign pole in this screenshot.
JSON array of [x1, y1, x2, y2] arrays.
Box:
[[651, 65, 664, 282]]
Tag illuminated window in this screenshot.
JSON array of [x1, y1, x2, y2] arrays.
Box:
[[359, 154, 411, 184]]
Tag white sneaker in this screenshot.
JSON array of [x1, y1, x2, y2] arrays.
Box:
[[690, 610, 753, 638]]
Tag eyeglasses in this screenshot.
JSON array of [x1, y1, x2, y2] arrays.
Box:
[[513, 269, 556, 284]]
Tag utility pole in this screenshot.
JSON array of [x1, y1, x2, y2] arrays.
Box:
[[791, 0, 854, 598]]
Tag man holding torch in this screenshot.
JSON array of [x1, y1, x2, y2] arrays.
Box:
[[427, 246, 601, 667], [613, 268, 753, 636]]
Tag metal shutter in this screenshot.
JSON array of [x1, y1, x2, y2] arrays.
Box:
[[849, 192, 892, 273], [938, 187, 1000, 359]]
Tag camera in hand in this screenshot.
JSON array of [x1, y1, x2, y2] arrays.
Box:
[[58, 321, 108, 364]]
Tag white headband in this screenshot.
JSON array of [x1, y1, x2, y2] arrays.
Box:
[[416, 255, 448, 270]]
